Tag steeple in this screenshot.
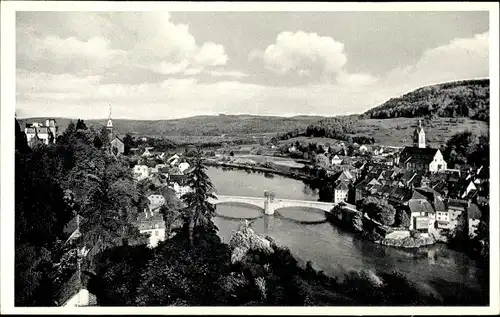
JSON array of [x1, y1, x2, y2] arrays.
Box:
[[106, 103, 113, 140], [413, 119, 426, 148]]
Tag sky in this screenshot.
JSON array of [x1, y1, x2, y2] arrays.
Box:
[[15, 11, 490, 120]]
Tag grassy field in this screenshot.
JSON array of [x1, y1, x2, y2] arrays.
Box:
[[278, 117, 488, 148]]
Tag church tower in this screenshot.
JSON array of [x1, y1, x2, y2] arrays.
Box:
[[106, 103, 114, 141], [413, 119, 426, 148]]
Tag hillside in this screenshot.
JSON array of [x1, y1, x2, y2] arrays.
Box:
[[17, 114, 324, 137], [364, 79, 490, 121]]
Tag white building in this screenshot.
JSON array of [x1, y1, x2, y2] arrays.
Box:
[[136, 210, 166, 248], [24, 119, 58, 146], [133, 165, 149, 181], [148, 194, 165, 207], [171, 182, 192, 199], [331, 155, 343, 165], [178, 162, 190, 173]]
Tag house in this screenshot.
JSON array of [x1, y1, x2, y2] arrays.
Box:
[[372, 145, 384, 156], [331, 154, 343, 165], [56, 270, 97, 307], [385, 188, 436, 233], [288, 145, 297, 153], [444, 198, 469, 233], [142, 147, 154, 157], [449, 178, 477, 199], [178, 162, 190, 173], [25, 119, 58, 146], [135, 210, 166, 248], [333, 180, 350, 203], [167, 154, 180, 164], [133, 164, 149, 181], [148, 194, 165, 208], [467, 203, 482, 238], [63, 214, 84, 245], [110, 136, 125, 156], [399, 120, 447, 172], [354, 178, 381, 203], [359, 145, 368, 153], [171, 182, 192, 199]]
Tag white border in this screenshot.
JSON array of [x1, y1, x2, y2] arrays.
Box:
[[1, 1, 499, 315]]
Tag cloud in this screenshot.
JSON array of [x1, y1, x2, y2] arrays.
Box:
[[252, 31, 348, 77], [208, 70, 249, 78], [336, 71, 379, 86], [381, 31, 489, 95], [16, 12, 229, 77]]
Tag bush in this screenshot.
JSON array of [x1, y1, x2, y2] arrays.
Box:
[[410, 230, 421, 239]]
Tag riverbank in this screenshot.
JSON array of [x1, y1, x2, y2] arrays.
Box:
[[203, 158, 314, 182]]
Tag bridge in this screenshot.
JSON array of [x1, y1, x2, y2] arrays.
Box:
[[208, 193, 337, 216]]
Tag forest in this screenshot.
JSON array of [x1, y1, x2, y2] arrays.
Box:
[[363, 79, 490, 121]]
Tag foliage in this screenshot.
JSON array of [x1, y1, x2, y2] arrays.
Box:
[[159, 189, 183, 237], [364, 79, 490, 121], [357, 197, 396, 226], [395, 209, 411, 228], [92, 245, 153, 306], [304, 115, 376, 144], [410, 230, 421, 239], [181, 151, 218, 247], [15, 119, 148, 306]]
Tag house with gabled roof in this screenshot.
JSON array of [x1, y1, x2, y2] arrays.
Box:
[[354, 178, 381, 203]]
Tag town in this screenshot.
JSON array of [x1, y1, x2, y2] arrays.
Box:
[[10, 8, 494, 311], [22, 112, 489, 253]]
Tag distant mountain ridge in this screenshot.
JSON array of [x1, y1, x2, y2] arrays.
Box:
[[363, 79, 489, 121], [17, 114, 325, 137]]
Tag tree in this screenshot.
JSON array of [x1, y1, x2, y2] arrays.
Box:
[[15, 119, 30, 154], [314, 153, 330, 169], [123, 133, 135, 156], [443, 130, 479, 168], [357, 197, 396, 226], [159, 188, 183, 237], [395, 209, 411, 228], [93, 135, 103, 149], [181, 151, 218, 248], [76, 119, 88, 130]]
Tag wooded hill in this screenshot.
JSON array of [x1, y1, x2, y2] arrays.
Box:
[[17, 114, 324, 138], [363, 79, 490, 121]]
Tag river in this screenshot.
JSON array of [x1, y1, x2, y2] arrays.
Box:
[[206, 165, 487, 301]]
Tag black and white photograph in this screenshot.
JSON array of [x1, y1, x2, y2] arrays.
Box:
[[1, 1, 499, 315]]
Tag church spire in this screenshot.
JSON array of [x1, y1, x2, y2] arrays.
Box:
[[413, 119, 426, 148], [106, 103, 114, 141]]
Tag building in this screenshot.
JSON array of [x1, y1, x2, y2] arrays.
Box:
[[148, 194, 165, 207], [135, 210, 166, 248], [56, 271, 97, 307], [142, 147, 154, 157], [331, 154, 343, 165], [171, 182, 192, 199], [467, 203, 482, 238], [25, 119, 58, 146], [110, 136, 125, 156], [133, 164, 149, 181], [178, 162, 190, 173], [333, 180, 349, 203], [445, 198, 469, 233], [399, 120, 447, 172], [354, 178, 382, 203]]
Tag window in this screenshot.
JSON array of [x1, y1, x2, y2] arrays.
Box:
[[155, 230, 159, 236]]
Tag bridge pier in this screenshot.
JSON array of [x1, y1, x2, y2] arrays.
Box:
[[264, 198, 274, 215]]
